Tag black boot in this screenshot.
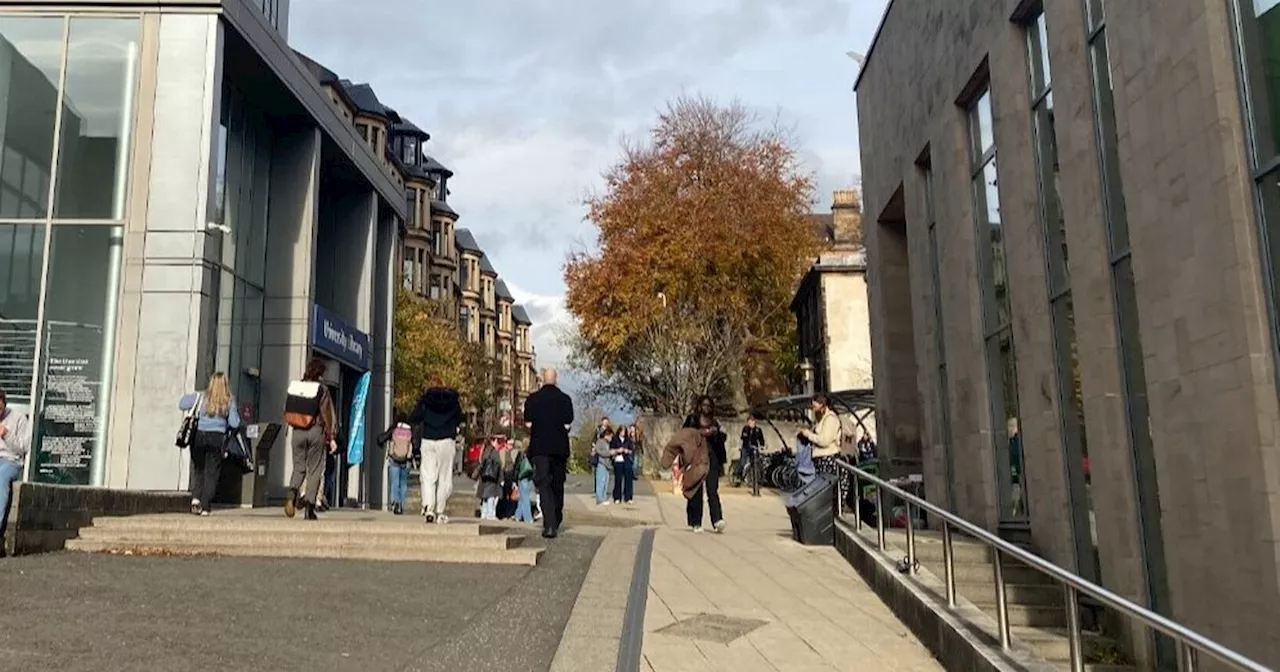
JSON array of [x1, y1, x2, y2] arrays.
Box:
[[304, 502, 318, 520]]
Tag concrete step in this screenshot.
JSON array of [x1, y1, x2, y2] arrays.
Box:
[[959, 582, 1065, 608], [915, 556, 1048, 585], [66, 538, 543, 566], [75, 526, 525, 550], [1012, 627, 1136, 670], [87, 514, 503, 537]]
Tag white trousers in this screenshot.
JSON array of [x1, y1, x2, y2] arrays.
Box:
[[419, 438, 455, 515]]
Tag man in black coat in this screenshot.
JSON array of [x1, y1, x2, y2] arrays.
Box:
[[523, 368, 574, 538]]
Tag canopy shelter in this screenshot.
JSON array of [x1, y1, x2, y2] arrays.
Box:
[[751, 388, 876, 448]]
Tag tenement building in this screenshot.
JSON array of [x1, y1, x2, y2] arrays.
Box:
[[857, 0, 1280, 666]]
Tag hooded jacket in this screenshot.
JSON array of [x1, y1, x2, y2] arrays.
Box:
[[408, 387, 463, 441], [660, 428, 710, 500]]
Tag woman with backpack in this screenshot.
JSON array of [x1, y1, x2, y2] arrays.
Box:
[[511, 442, 536, 523], [476, 439, 503, 520], [377, 412, 416, 515], [283, 358, 337, 520], [177, 372, 241, 516]]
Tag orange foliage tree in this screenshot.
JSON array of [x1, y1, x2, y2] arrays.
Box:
[[563, 96, 820, 413]]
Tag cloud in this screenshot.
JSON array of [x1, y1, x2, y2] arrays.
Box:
[[505, 281, 573, 370]]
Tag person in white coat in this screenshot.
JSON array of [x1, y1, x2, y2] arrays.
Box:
[[0, 387, 33, 548]]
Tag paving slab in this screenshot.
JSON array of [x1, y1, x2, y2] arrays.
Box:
[[641, 490, 943, 672]]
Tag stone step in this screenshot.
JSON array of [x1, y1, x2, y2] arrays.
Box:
[[914, 556, 1048, 585], [66, 538, 542, 566], [76, 526, 525, 551], [959, 582, 1065, 608], [1012, 627, 1135, 670], [88, 514, 505, 537]]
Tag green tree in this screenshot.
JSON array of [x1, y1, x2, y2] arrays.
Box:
[[392, 289, 467, 413]]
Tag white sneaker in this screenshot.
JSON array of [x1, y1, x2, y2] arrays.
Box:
[[200, 510, 210, 517], [436, 514, 449, 524], [600, 501, 611, 507], [691, 525, 704, 533], [713, 520, 727, 534]]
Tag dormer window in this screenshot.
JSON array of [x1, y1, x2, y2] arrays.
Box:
[[403, 137, 418, 166], [436, 177, 448, 201]]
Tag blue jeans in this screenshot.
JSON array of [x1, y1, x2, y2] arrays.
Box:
[[387, 460, 409, 506], [515, 478, 535, 522], [594, 462, 611, 503], [0, 458, 22, 542]]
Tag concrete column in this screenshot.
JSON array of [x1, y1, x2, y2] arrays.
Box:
[[260, 127, 321, 499], [370, 207, 398, 509], [111, 14, 222, 491], [347, 190, 375, 505]]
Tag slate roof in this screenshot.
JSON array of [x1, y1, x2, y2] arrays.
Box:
[[339, 80, 398, 121], [479, 254, 498, 277], [495, 279, 514, 301], [455, 228, 483, 254], [431, 199, 459, 219], [423, 155, 454, 178], [512, 305, 532, 325], [393, 118, 430, 140]]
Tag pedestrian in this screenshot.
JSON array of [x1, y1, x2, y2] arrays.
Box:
[[283, 358, 337, 520], [406, 376, 463, 524], [628, 425, 642, 480], [611, 425, 634, 504], [736, 416, 765, 487], [681, 396, 726, 533], [377, 412, 415, 515], [593, 427, 615, 505], [799, 393, 848, 502], [660, 426, 715, 532], [178, 372, 241, 516], [523, 367, 574, 539], [0, 388, 33, 548], [512, 442, 536, 523], [476, 439, 502, 520]]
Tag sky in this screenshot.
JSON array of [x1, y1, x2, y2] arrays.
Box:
[[289, 0, 888, 397]]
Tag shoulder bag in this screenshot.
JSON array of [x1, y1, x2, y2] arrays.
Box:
[[175, 393, 202, 449]]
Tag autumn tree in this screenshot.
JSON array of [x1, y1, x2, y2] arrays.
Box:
[[393, 289, 468, 412], [564, 95, 820, 412]]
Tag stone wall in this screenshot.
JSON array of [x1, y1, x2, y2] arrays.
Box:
[[3, 483, 189, 557]]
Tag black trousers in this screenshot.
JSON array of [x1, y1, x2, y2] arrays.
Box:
[[531, 454, 567, 533], [687, 458, 723, 527], [190, 430, 224, 509]]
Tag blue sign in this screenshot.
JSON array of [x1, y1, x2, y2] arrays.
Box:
[[311, 304, 372, 371], [346, 371, 371, 467]]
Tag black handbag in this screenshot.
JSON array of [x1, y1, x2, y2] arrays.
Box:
[[223, 427, 254, 474], [175, 393, 202, 448]]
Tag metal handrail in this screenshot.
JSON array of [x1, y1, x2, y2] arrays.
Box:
[[834, 458, 1272, 672]]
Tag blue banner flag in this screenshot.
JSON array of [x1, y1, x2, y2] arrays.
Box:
[[346, 372, 371, 466]]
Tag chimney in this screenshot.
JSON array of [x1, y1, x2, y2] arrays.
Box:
[[831, 189, 862, 245]]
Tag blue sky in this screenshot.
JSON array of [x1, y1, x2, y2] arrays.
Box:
[[290, 0, 887, 382]]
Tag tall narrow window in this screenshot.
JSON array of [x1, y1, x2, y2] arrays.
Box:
[[921, 155, 957, 512], [1085, 0, 1172, 652], [1027, 6, 1097, 581], [968, 86, 1027, 521]]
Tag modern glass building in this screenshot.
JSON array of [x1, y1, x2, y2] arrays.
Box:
[[0, 1, 403, 504]]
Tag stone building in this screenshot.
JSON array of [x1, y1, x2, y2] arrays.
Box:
[[856, 0, 1280, 666], [792, 190, 872, 395]]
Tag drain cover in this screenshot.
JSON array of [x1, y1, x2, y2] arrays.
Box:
[[655, 614, 770, 644]]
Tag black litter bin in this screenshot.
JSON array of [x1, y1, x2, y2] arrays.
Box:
[[786, 473, 836, 546]]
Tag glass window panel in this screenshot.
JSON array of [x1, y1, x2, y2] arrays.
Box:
[[243, 115, 270, 288], [976, 158, 1010, 331], [1089, 35, 1130, 255], [1029, 12, 1052, 97], [0, 223, 45, 409], [52, 18, 140, 219], [0, 17, 64, 220], [1086, 0, 1105, 31], [986, 327, 1026, 518], [1035, 92, 1070, 294], [1257, 170, 1280, 298], [32, 225, 123, 485], [1239, 0, 1280, 160], [971, 91, 995, 163]]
